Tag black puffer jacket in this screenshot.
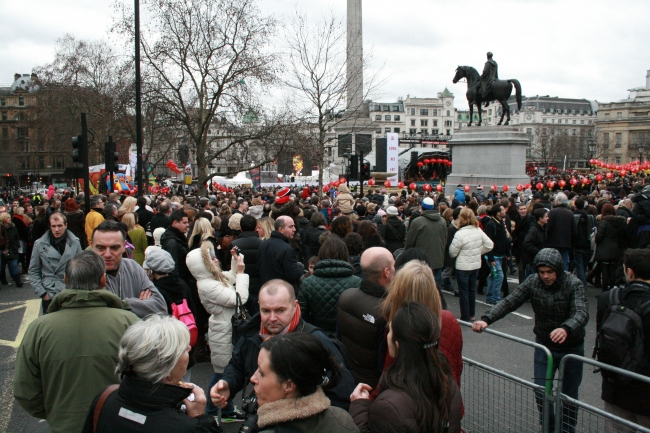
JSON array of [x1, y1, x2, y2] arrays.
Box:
[[231, 231, 263, 299], [483, 248, 589, 350], [299, 259, 362, 336], [595, 216, 627, 262], [632, 192, 650, 225], [483, 217, 510, 262], [161, 227, 192, 282], [379, 216, 406, 253]]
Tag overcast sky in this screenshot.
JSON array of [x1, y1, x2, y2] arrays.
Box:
[[2, 0, 649, 110]]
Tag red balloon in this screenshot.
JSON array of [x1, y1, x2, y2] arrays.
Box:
[[334, 181, 340, 187], [398, 181, 405, 189], [436, 184, 443, 192], [339, 177, 347, 184], [516, 184, 523, 192], [409, 183, 417, 191], [595, 174, 603, 182], [536, 182, 544, 191], [423, 184, 432, 191], [384, 181, 391, 188], [368, 179, 376, 186], [558, 179, 566, 188], [323, 185, 329, 193], [417, 162, 424, 168], [464, 185, 471, 193], [502, 184, 509, 192]]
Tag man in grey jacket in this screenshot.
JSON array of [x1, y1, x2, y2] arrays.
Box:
[[91, 220, 166, 318], [405, 197, 447, 289], [29, 213, 83, 314]]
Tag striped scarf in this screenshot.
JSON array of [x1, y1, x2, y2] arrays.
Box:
[[260, 304, 301, 340]]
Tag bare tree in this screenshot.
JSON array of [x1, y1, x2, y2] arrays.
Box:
[[283, 9, 382, 194], [113, 0, 288, 195]]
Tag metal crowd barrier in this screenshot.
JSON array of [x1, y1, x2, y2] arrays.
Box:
[[458, 320, 554, 433], [555, 355, 650, 433]]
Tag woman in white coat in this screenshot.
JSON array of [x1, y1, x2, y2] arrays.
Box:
[[186, 241, 249, 421], [449, 208, 494, 321]]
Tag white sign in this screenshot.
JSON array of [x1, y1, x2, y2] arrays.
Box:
[[386, 133, 399, 183]]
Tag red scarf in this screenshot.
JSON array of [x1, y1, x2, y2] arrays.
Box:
[[260, 304, 301, 339]]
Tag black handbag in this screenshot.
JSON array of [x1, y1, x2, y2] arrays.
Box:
[[231, 292, 251, 345]]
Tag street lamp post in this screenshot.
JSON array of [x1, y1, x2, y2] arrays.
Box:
[[588, 140, 595, 171]]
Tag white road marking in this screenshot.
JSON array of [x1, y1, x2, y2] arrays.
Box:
[[441, 289, 533, 320]]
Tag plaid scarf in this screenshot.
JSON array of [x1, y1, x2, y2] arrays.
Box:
[[260, 304, 301, 340]]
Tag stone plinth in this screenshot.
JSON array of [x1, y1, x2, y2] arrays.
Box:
[[445, 127, 529, 197]]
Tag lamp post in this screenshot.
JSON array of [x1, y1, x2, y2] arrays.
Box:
[[588, 140, 595, 171]]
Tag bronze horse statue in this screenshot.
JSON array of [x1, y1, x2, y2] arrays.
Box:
[[452, 66, 522, 126]]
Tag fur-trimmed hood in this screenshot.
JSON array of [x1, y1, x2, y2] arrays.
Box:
[[257, 388, 331, 428], [186, 240, 227, 282]]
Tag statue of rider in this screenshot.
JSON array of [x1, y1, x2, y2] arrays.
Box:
[[480, 52, 498, 106]]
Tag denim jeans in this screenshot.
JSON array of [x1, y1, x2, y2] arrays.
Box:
[[0, 256, 20, 282], [205, 372, 235, 416], [557, 248, 571, 272], [456, 269, 478, 321], [433, 268, 443, 292], [573, 249, 591, 287], [485, 259, 504, 304], [533, 342, 584, 433], [441, 266, 457, 292]]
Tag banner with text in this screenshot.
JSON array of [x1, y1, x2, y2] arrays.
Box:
[[386, 133, 399, 183]]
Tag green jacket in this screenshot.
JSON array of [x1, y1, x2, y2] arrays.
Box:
[[405, 210, 448, 269], [14, 289, 140, 433]]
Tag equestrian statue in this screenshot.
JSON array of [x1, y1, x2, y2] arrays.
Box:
[[452, 52, 522, 126]]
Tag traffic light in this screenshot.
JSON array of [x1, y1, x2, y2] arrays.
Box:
[[361, 162, 371, 180], [72, 135, 86, 163], [104, 139, 119, 173], [350, 154, 359, 180]]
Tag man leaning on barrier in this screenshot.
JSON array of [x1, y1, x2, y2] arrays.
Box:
[[473, 248, 589, 433]]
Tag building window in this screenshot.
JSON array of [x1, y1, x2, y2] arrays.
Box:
[[410, 108, 415, 115], [385, 115, 391, 121], [409, 128, 417, 136], [604, 113, 610, 120], [375, 115, 381, 121], [421, 129, 428, 135], [445, 120, 452, 127], [17, 127, 28, 138], [433, 120, 438, 127], [543, 118, 547, 123], [526, 128, 532, 135], [394, 127, 400, 133], [573, 120, 576, 124], [420, 109, 429, 116], [1, 127, 7, 139], [383, 105, 390, 111], [394, 115, 400, 121], [603, 132, 609, 145], [375, 128, 382, 133], [420, 119, 428, 126], [18, 96, 24, 106], [615, 157, 621, 164], [551, 119, 555, 123], [392, 106, 400, 111], [385, 127, 391, 133], [410, 119, 416, 126], [572, 129, 576, 136], [447, 110, 451, 117], [617, 112, 622, 120], [446, 129, 451, 135], [1, 112, 6, 121], [0, 99, 5, 106], [38, 156, 45, 169], [55, 157, 65, 169], [615, 132, 622, 148]]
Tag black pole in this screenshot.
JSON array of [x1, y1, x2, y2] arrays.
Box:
[[81, 113, 90, 213], [135, 0, 143, 197], [108, 135, 115, 193], [359, 150, 364, 197]]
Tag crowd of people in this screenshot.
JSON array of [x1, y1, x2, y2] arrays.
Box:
[[6, 178, 650, 432]]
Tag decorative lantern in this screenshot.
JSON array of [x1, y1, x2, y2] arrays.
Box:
[[502, 184, 509, 192], [558, 179, 566, 188], [409, 182, 417, 191], [464, 185, 471, 193], [516, 184, 523, 192], [417, 162, 424, 168], [436, 184, 443, 192], [323, 185, 329, 193], [368, 179, 376, 186], [384, 180, 391, 188], [398, 181, 405, 189], [595, 174, 603, 182], [423, 184, 432, 191], [536, 182, 544, 190]]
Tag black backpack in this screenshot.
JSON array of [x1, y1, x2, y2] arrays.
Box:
[[595, 287, 650, 383]]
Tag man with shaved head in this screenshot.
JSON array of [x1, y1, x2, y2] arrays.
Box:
[[257, 215, 305, 289], [337, 247, 395, 387]]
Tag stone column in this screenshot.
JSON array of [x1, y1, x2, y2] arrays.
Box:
[[347, 0, 363, 114]]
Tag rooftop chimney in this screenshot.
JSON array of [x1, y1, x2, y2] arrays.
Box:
[[14, 73, 20, 82], [646, 69, 650, 90]]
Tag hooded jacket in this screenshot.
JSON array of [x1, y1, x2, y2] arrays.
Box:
[[335, 184, 355, 214], [299, 259, 362, 337], [14, 289, 139, 433], [186, 241, 249, 373], [405, 209, 447, 269], [594, 215, 628, 262], [28, 230, 83, 298], [482, 248, 589, 350]]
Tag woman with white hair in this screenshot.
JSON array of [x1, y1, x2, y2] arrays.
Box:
[[83, 315, 220, 432]]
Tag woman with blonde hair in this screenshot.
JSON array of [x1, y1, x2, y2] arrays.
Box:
[[117, 196, 137, 221], [188, 217, 216, 251], [121, 212, 148, 266], [448, 208, 494, 321], [255, 216, 274, 241], [380, 260, 463, 387]]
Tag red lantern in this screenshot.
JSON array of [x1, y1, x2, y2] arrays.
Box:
[[516, 184, 523, 192], [547, 181, 553, 189], [409, 182, 417, 191], [339, 177, 347, 184], [595, 174, 603, 182], [448, 161, 453, 166], [423, 184, 432, 191], [525, 183, 531, 190], [606, 172, 613, 179], [620, 170, 627, 176], [368, 179, 375, 186], [536, 182, 544, 191], [436, 184, 443, 192], [334, 181, 340, 187], [423, 159, 430, 165], [323, 185, 329, 193], [384, 181, 391, 188], [417, 162, 424, 168], [398, 181, 405, 189], [502, 184, 509, 192], [464, 185, 470, 193], [558, 179, 566, 188]]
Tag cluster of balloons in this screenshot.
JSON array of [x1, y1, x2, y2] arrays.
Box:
[[415, 158, 453, 168], [211, 182, 234, 193], [590, 159, 649, 175], [165, 159, 183, 175], [322, 177, 349, 193]]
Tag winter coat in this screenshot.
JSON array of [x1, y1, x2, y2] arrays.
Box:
[[443, 220, 458, 268], [546, 205, 577, 249], [337, 280, 387, 388], [596, 281, 650, 415], [148, 212, 171, 245], [83, 376, 220, 433], [439, 310, 464, 387], [522, 222, 546, 265], [258, 231, 305, 287], [449, 225, 494, 271], [231, 231, 263, 299], [335, 184, 355, 214], [482, 217, 510, 262], [405, 210, 447, 269], [135, 206, 154, 231], [483, 248, 589, 351], [128, 227, 148, 266], [12, 214, 30, 243], [186, 241, 249, 373], [28, 230, 83, 299], [299, 259, 362, 336], [350, 377, 462, 433], [84, 209, 105, 245], [595, 215, 628, 262], [513, 214, 535, 258], [303, 226, 327, 258], [573, 210, 594, 250], [379, 216, 406, 253], [64, 210, 87, 249], [257, 388, 358, 433], [454, 187, 466, 204], [152, 273, 194, 315], [2, 222, 21, 260], [617, 205, 639, 248], [14, 289, 139, 433], [161, 226, 193, 282], [632, 193, 650, 225]]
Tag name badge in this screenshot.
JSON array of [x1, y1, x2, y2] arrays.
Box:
[[119, 407, 147, 425]]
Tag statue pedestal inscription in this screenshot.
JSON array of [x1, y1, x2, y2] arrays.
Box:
[[445, 127, 529, 197]]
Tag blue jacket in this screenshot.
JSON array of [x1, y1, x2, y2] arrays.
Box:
[[454, 187, 466, 203]]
